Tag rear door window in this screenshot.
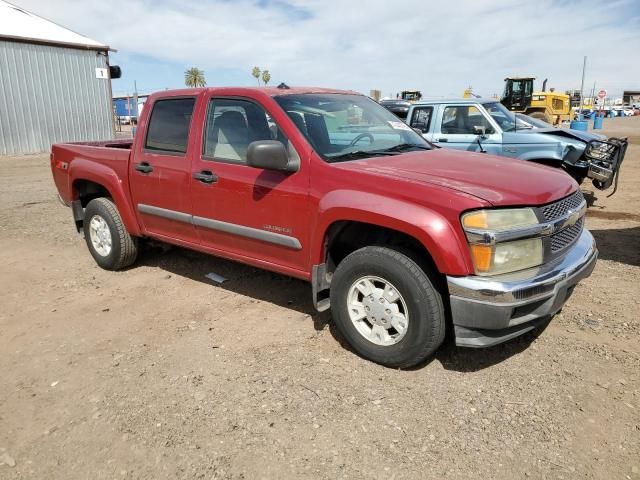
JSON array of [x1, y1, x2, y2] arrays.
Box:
[[145, 98, 196, 154], [410, 107, 433, 132]]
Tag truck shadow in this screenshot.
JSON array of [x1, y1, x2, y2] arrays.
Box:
[[432, 322, 548, 373], [589, 226, 640, 267], [136, 244, 550, 372], [136, 244, 331, 332]]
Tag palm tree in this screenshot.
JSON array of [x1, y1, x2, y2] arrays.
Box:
[[184, 67, 206, 88], [261, 70, 271, 86], [251, 66, 261, 86]]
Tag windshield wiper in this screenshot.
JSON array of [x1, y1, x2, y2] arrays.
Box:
[[376, 143, 431, 152], [326, 150, 399, 163], [327, 143, 431, 163]]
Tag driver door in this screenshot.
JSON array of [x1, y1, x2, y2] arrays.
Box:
[[433, 105, 497, 153], [189, 96, 310, 274]]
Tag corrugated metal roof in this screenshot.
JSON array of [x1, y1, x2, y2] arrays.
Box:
[[0, 0, 110, 50]]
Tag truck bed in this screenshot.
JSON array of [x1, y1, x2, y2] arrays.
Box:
[[51, 139, 134, 206], [64, 138, 134, 149]]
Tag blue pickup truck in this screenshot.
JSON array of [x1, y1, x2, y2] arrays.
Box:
[[402, 98, 627, 193]]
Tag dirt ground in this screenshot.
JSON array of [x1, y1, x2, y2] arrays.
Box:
[[1, 117, 639, 480]]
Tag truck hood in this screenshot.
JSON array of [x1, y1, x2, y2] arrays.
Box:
[[335, 149, 576, 206], [517, 127, 606, 143]]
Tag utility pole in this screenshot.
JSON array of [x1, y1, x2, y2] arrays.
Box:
[[579, 56, 586, 111]]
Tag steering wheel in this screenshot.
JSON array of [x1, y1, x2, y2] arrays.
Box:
[[349, 133, 374, 147]]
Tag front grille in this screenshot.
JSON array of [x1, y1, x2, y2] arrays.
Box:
[[550, 217, 584, 252], [541, 190, 584, 221]]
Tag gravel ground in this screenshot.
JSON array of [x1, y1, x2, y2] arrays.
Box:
[[0, 116, 639, 479]]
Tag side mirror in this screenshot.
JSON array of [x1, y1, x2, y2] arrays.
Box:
[[473, 125, 487, 138], [247, 140, 298, 172]]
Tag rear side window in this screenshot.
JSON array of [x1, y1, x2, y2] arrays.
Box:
[[410, 106, 433, 132], [145, 98, 196, 154]]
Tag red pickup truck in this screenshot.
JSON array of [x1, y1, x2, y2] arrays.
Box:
[[51, 86, 597, 367]]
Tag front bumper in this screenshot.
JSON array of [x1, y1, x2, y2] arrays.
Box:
[[447, 229, 597, 348]]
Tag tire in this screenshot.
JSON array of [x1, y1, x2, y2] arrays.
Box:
[[562, 165, 586, 185], [529, 111, 551, 123], [330, 246, 445, 368], [83, 197, 138, 271]]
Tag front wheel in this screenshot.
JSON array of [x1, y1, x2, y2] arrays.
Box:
[[529, 111, 551, 123], [83, 197, 138, 270], [562, 165, 587, 185], [330, 246, 445, 368]]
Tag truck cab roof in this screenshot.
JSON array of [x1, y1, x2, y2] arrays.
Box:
[[148, 86, 361, 100], [413, 98, 498, 106]]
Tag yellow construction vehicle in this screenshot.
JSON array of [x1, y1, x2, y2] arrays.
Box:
[[400, 90, 422, 102], [500, 77, 571, 124]]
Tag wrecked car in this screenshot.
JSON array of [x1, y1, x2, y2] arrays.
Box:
[[407, 98, 627, 194]]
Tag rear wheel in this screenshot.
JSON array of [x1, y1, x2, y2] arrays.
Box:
[[330, 246, 445, 368], [83, 198, 138, 270]]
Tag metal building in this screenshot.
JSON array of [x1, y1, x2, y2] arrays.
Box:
[[0, 0, 115, 155], [622, 90, 640, 106]]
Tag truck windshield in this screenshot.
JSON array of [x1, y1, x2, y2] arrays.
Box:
[[483, 102, 531, 132], [274, 94, 431, 162]]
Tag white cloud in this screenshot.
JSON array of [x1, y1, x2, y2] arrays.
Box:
[[10, 0, 640, 97]]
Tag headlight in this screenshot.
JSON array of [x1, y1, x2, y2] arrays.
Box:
[[468, 238, 543, 275], [462, 208, 538, 231], [585, 141, 612, 161], [462, 208, 544, 275]]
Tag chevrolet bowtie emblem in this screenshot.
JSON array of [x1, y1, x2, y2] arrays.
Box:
[[564, 208, 580, 227]]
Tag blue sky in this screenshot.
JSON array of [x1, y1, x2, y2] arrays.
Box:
[[14, 0, 640, 99]]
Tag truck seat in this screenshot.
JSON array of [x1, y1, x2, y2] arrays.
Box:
[[210, 111, 249, 161], [287, 111, 307, 136], [304, 113, 331, 152]]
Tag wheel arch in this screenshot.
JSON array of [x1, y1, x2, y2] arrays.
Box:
[[69, 160, 141, 236], [517, 150, 564, 163], [310, 194, 473, 311], [313, 210, 471, 275]]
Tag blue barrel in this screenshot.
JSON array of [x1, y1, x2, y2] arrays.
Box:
[[593, 115, 604, 129], [570, 120, 588, 131], [609, 111, 615, 118]]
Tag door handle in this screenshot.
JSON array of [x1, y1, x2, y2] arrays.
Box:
[[436, 138, 448, 142], [135, 162, 153, 173], [193, 170, 218, 184]]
